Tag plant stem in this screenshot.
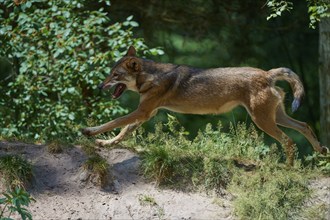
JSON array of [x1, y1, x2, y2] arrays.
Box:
[[0, 203, 8, 218]]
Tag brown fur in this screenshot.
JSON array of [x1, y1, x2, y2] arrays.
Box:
[[82, 46, 328, 166]]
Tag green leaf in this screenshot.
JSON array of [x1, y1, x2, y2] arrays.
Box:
[[126, 15, 133, 21], [130, 21, 139, 27], [0, 197, 7, 204]]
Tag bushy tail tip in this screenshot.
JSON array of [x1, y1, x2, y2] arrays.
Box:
[[292, 99, 301, 113]]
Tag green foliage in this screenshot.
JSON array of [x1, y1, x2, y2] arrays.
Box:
[[0, 187, 35, 220], [230, 166, 310, 219], [46, 139, 73, 154], [305, 152, 330, 174], [266, 0, 293, 20], [307, 0, 330, 28], [0, 155, 34, 218], [83, 153, 109, 187], [0, 0, 163, 141], [138, 194, 158, 206], [84, 154, 108, 175], [129, 115, 317, 219], [133, 115, 270, 188], [300, 203, 329, 220], [0, 155, 33, 189], [266, 0, 330, 28]]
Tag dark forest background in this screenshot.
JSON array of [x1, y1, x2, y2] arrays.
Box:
[[109, 0, 321, 154]]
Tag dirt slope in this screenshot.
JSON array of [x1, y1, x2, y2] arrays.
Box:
[[0, 141, 233, 220]]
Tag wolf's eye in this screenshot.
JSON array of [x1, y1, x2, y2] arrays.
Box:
[[114, 70, 125, 76]]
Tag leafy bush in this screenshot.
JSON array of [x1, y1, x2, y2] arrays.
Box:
[[0, 187, 35, 220], [0, 0, 163, 141]]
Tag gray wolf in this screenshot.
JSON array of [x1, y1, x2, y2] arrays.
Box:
[[82, 46, 328, 165]]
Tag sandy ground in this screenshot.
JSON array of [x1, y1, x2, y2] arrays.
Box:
[[0, 140, 329, 219], [0, 141, 233, 220]]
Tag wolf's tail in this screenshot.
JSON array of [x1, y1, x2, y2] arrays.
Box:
[[268, 67, 305, 112]]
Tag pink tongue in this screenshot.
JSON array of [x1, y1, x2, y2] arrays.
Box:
[[112, 84, 126, 99]]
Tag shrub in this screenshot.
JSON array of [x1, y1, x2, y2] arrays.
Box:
[[0, 0, 163, 141]]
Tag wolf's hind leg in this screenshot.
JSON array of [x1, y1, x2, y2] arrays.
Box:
[[251, 113, 296, 166], [275, 105, 328, 154], [247, 91, 296, 166]]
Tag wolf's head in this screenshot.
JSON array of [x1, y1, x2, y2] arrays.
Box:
[[98, 46, 142, 99]]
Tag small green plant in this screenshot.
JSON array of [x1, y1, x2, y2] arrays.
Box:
[[138, 194, 157, 206], [0, 187, 35, 220], [0, 155, 33, 188], [83, 154, 109, 187], [47, 140, 65, 154], [138, 194, 165, 219], [76, 134, 99, 156], [202, 157, 233, 190], [305, 152, 330, 175]]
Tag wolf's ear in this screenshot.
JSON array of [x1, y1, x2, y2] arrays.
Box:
[[125, 46, 136, 57], [126, 58, 141, 72]]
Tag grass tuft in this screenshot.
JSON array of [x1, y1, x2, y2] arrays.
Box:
[[47, 141, 64, 154], [0, 155, 33, 189], [138, 194, 158, 206], [83, 154, 110, 188]]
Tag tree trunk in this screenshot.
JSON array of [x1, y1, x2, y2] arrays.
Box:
[[319, 16, 330, 147]]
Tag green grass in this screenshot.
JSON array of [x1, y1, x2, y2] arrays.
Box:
[[126, 115, 325, 219], [0, 155, 33, 189], [299, 203, 329, 220], [47, 140, 64, 154], [76, 135, 111, 188], [132, 118, 271, 188], [0, 155, 35, 219], [138, 194, 158, 206], [229, 165, 310, 219], [83, 151, 110, 188]]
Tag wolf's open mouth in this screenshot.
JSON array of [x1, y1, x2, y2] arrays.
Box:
[[112, 83, 127, 99]]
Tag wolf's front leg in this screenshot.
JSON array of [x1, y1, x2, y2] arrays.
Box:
[[81, 109, 149, 136], [95, 122, 141, 147]]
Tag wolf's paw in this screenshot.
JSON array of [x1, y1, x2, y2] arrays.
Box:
[[95, 139, 119, 147], [321, 146, 329, 155], [81, 128, 93, 136]]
